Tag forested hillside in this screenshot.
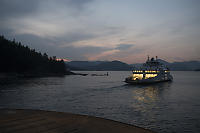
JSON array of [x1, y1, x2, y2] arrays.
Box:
[[0, 35, 67, 75]]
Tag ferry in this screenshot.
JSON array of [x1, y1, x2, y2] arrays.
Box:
[[125, 56, 173, 84]]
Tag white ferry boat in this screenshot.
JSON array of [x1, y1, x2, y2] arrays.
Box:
[[125, 56, 173, 84]]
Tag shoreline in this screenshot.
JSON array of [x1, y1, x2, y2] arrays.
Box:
[[0, 109, 155, 133], [0, 71, 88, 78]]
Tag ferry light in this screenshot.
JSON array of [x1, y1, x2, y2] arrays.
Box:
[[145, 74, 158, 79], [132, 74, 143, 80]]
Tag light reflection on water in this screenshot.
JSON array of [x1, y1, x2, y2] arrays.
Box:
[[0, 71, 200, 133], [130, 84, 171, 130]]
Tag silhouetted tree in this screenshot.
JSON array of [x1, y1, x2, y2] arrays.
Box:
[[0, 35, 67, 74]]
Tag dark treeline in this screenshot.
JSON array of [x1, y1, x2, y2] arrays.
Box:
[[0, 35, 67, 75]]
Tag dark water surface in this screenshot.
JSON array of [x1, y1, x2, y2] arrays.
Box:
[[0, 71, 200, 133]]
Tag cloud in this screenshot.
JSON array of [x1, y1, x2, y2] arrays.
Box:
[[86, 44, 136, 61], [115, 44, 134, 50], [57, 32, 96, 46], [53, 45, 109, 61], [0, 0, 40, 19], [6, 33, 109, 61], [64, 0, 94, 9], [87, 49, 120, 61], [0, 0, 200, 63], [0, 0, 94, 17]]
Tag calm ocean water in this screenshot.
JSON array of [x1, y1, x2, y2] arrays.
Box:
[[0, 71, 200, 133]]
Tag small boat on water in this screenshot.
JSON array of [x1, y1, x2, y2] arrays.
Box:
[[125, 56, 173, 84]]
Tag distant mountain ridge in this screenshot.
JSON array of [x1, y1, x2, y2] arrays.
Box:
[[66, 60, 132, 71], [94, 60, 131, 71], [67, 59, 200, 71], [168, 61, 200, 71]]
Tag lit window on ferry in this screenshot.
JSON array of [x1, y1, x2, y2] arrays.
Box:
[[132, 74, 143, 80], [145, 74, 157, 79]]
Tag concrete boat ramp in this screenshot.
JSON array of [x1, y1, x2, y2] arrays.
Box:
[[0, 109, 154, 133]]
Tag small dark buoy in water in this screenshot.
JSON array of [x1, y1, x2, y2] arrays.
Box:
[[107, 72, 109, 76]]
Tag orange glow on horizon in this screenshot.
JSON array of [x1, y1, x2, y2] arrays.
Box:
[[56, 58, 70, 62]]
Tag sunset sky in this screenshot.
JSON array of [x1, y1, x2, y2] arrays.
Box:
[[0, 0, 200, 63]]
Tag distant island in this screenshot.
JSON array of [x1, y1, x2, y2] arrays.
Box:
[[66, 60, 132, 71], [66, 60, 200, 71], [0, 35, 73, 76]]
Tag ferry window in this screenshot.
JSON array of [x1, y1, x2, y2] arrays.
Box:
[[132, 74, 143, 80], [145, 74, 157, 79]]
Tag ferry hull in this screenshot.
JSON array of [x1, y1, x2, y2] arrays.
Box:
[[125, 78, 172, 84]]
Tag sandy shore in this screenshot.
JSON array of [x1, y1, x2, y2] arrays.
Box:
[[0, 109, 154, 133]]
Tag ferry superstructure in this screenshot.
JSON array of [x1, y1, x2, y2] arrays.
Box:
[[125, 56, 173, 84]]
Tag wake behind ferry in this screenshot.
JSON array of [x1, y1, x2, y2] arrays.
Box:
[[125, 56, 173, 84]]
